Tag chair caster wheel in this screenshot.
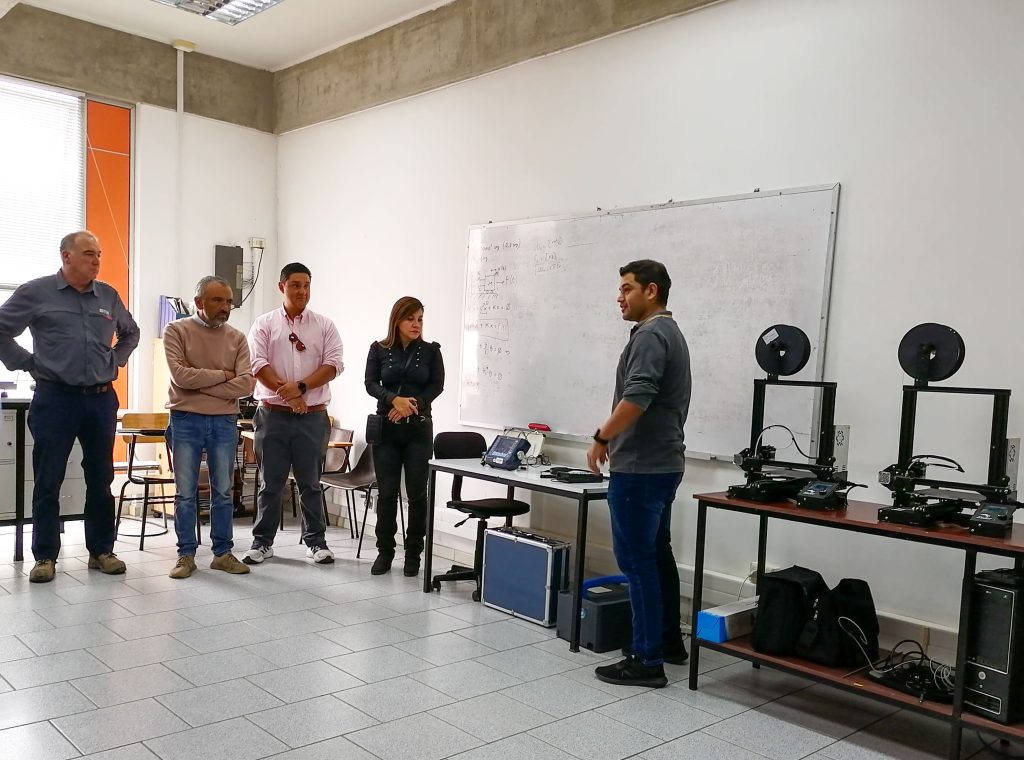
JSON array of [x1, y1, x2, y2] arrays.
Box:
[[432, 580, 441, 592], [472, 589, 481, 602]]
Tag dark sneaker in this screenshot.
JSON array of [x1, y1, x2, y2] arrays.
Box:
[[29, 559, 56, 583], [88, 553, 126, 574], [622, 638, 689, 665], [371, 553, 394, 576], [595, 656, 668, 688], [403, 554, 421, 577]]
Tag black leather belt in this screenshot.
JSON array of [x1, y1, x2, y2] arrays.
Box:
[[38, 379, 111, 395]]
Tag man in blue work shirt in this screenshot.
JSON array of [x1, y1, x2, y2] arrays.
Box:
[[0, 231, 140, 583], [587, 259, 691, 688]]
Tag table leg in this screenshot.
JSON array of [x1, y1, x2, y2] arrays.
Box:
[[14, 407, 26, 562], [423, 466, 437, 593], [751, 514, 769, 670], [948, 549, 977, 760], [569, 494, 590, 652], [688, 500, 708, 690]]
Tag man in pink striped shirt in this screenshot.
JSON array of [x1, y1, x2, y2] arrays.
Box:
[[243, 263, 344, 565]]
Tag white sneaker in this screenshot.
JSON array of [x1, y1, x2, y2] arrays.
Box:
[[306, 545, 334, 564], [243, 545, 274, 565]]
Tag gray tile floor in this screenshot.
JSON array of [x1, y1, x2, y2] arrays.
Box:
[[0, 518, 1016, 760]]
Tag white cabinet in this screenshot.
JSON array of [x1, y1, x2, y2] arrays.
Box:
[[0, 409, 86, 520]]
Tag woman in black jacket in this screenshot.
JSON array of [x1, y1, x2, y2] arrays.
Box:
[[364, 296, 444, 576]]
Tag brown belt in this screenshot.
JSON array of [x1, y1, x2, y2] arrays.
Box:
[[260, 402, 327, 414]]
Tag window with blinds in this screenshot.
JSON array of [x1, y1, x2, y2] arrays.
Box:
[[0, 76, 85, 291], [0, 77, 85, 382]]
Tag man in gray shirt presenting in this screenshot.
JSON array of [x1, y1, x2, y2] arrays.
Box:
[[0, 231, 139, 583], [587, 259, 691, 688]]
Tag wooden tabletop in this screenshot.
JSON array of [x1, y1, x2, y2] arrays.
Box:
[[695, 491, 1024, 555]]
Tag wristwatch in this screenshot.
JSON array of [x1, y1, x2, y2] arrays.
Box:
[[297, 381, 307, 395], [593, 429, 610, 445]]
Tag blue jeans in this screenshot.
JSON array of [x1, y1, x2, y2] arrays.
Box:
[[28, 381, 118, 561], [167, 411, 238, 557], [607, 471, 684, 666]]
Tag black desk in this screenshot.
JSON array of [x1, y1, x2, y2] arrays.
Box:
[[424, 458, 609, 652]]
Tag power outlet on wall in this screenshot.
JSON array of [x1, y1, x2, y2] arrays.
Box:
[[249, 237, 266, 249]]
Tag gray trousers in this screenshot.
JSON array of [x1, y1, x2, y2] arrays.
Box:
[[252, 406, 330, 548]]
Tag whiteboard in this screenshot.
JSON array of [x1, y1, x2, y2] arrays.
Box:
[[459, 184, 840, 459]]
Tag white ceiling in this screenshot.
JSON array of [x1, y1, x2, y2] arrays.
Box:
[[19, 0, 454, 71]]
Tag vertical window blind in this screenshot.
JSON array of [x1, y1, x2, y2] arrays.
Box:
[[0, 77, 85, 377], [0, 76, 85, 290]]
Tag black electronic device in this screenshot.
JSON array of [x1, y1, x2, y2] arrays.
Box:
[[482, 435, 531, 470], [795, 480, 844, 510], [864, 663, 954, 704], [969, 504, 1016, 538], [556, 575, 632, 653], [541, 467, 604, 483], [964, 568, 1024, 724], [877, 500, 968, 528], [730, 325, 847, 503], [878, 324, 1020, 531]]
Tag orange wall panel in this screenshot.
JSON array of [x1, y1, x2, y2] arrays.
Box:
[[86, 101, 133, 458]]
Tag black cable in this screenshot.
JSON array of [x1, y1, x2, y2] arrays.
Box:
[[239, 245, 264, 307], [976, 732, 1024, 758], [754, 424, 812, 460]]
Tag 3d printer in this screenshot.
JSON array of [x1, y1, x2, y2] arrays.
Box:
[[728, 324, 854, 507], [877, 323, 1021, 537]]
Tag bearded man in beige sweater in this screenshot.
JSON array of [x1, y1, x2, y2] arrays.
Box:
[[163, 276, 255, 579]]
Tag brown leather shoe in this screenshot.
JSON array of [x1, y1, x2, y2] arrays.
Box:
[[169, 556, 197, 579], [29, 560, 56, 583], [210, 553, 250, 574], [88, 553, 126, 575]]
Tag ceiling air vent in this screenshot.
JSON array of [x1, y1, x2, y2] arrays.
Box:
[[151, 0, 284, 26]]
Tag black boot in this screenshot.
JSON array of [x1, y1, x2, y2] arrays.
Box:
[[371, 553, 394, 576], [403, 553, 421, 577]]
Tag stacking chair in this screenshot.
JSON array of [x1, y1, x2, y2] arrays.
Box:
[[291, 422, 354, 533], [115, 412, 175, 551], [319, 444, 399, 558], [430, 432, 530, 601]]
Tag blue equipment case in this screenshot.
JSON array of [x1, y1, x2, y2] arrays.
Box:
[[481, 526, 570, 627]]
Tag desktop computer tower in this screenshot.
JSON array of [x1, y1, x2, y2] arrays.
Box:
[[964, 568, 1024, 724]]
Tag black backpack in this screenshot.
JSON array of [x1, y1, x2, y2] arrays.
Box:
[[751, 566, 829, 655], [796, 578, 879, 667]]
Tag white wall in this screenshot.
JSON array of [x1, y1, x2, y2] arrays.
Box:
[[132, 105, 278, 409], [277, 0, 1024, 628]]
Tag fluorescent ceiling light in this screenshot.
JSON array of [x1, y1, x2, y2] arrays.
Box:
[[151, 0, 284, 26]]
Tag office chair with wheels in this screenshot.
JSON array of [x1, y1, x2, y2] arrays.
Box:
[[430, 432, 530, 602]]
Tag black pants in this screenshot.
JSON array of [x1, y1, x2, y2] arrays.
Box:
[[28, 382, 118, 561], [372, 419, 432, 556]]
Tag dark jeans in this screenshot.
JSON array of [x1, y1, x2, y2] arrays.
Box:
[[607, 471, 685, 667], [372, 419, 433, 556], [28, 382, 118, 561], [167, 411, 238, 557], [252, 407, 329, 548]]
